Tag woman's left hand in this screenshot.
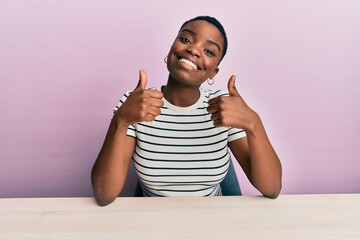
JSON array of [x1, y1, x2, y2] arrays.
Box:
[[207, 75, 259, 131]]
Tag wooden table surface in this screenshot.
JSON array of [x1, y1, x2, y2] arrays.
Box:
[[1, 194, 359, 240]]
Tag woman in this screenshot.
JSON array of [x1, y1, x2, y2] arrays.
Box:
[[91, 16, 282, 206]]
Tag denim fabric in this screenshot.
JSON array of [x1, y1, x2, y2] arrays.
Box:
[[134, 180, 143, 197], [220, 157, 242, 196]]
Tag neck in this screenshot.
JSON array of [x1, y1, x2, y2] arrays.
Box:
[[162, 76, 201, 107]]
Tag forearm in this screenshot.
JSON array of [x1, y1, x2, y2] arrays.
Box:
[[245, 114, 282, 198], [91, 119, 134, 206]]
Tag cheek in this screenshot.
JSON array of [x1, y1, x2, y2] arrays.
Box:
[[169, 40, 182, 52], [166, 45, 174, 57], [205, 59, 220, 72]]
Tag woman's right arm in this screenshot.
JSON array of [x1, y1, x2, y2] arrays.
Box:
[[91, 118, 136, 206], [91, 70, 163, 206]]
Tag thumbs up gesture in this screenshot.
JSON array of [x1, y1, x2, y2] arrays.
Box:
[[207, 75, 258, 130], [115, 70, 164, 127], [135, 69, 148, 90]]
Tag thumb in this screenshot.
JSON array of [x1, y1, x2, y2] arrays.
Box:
[[135, 69, 148, 90], [227, 75, 240, 97]]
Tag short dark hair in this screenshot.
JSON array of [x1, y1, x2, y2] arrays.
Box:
[[180, 16, 228, 64]]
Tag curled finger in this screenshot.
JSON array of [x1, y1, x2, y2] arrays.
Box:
[[207, 104, 219, 114], [147, 89, 164, 99], [147, 106, 162, 117], [149, 98, 164, 108]]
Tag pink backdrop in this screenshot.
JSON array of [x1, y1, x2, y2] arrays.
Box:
[[1, 0, 359, 197]]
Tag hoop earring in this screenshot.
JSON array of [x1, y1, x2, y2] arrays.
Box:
[[207, 77, 215, 85], [164, 56, 168, 64]]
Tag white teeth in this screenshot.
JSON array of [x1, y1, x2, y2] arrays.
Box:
[[179, 58, 198, 70]]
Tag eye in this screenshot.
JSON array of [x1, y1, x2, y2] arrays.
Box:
[[205, 49, 215, 56], [179, 37, 191, 44]]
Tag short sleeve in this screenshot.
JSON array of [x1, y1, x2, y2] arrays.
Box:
[[113, 91, 136, 138], [205, 89, 247, 143], [228, 127, 246, 142]]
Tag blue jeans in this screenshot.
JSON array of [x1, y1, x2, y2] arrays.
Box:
[[220, 157, 242, 196]]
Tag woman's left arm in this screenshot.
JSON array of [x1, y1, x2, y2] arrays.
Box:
[[207, 75, 282, 198]]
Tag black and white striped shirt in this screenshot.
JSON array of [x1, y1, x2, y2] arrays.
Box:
[[114, 87, 246, 196]]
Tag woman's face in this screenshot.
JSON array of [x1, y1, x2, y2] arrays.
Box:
[[166, 20, 224, 86]]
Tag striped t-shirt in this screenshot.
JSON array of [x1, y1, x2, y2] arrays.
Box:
[[114, 86, 246, 197]]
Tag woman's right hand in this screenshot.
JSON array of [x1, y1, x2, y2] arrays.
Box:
[[115, 70, 164, 127]]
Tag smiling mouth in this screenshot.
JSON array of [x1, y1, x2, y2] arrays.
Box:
[[178, 57, 198, 70]]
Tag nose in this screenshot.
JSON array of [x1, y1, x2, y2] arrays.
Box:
[[186, 45, 201, 58]]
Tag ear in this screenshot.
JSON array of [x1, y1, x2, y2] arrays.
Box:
[[209, 67, 219, 79]]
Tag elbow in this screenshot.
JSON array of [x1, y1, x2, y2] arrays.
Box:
[[263, 191, 280, 199], [93, 189, 117, 207], [253, 177, 282, 199], [263, 183, 282, 199], [95, 196, 115, 207], [91, 178, 117, 207], [91, 172, 117, 206]]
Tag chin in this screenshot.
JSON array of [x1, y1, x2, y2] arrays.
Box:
[[167, 64, 206, 86]]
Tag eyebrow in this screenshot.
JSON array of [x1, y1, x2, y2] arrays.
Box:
[[180, 28, 221, 53]]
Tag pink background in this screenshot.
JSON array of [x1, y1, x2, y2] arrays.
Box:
[[1, 0, 359, 197]]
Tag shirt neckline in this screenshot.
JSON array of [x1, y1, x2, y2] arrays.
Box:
[[158, 85, 205, 112]]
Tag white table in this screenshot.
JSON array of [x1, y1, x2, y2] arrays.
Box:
[[1, 194, 359, 239]]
